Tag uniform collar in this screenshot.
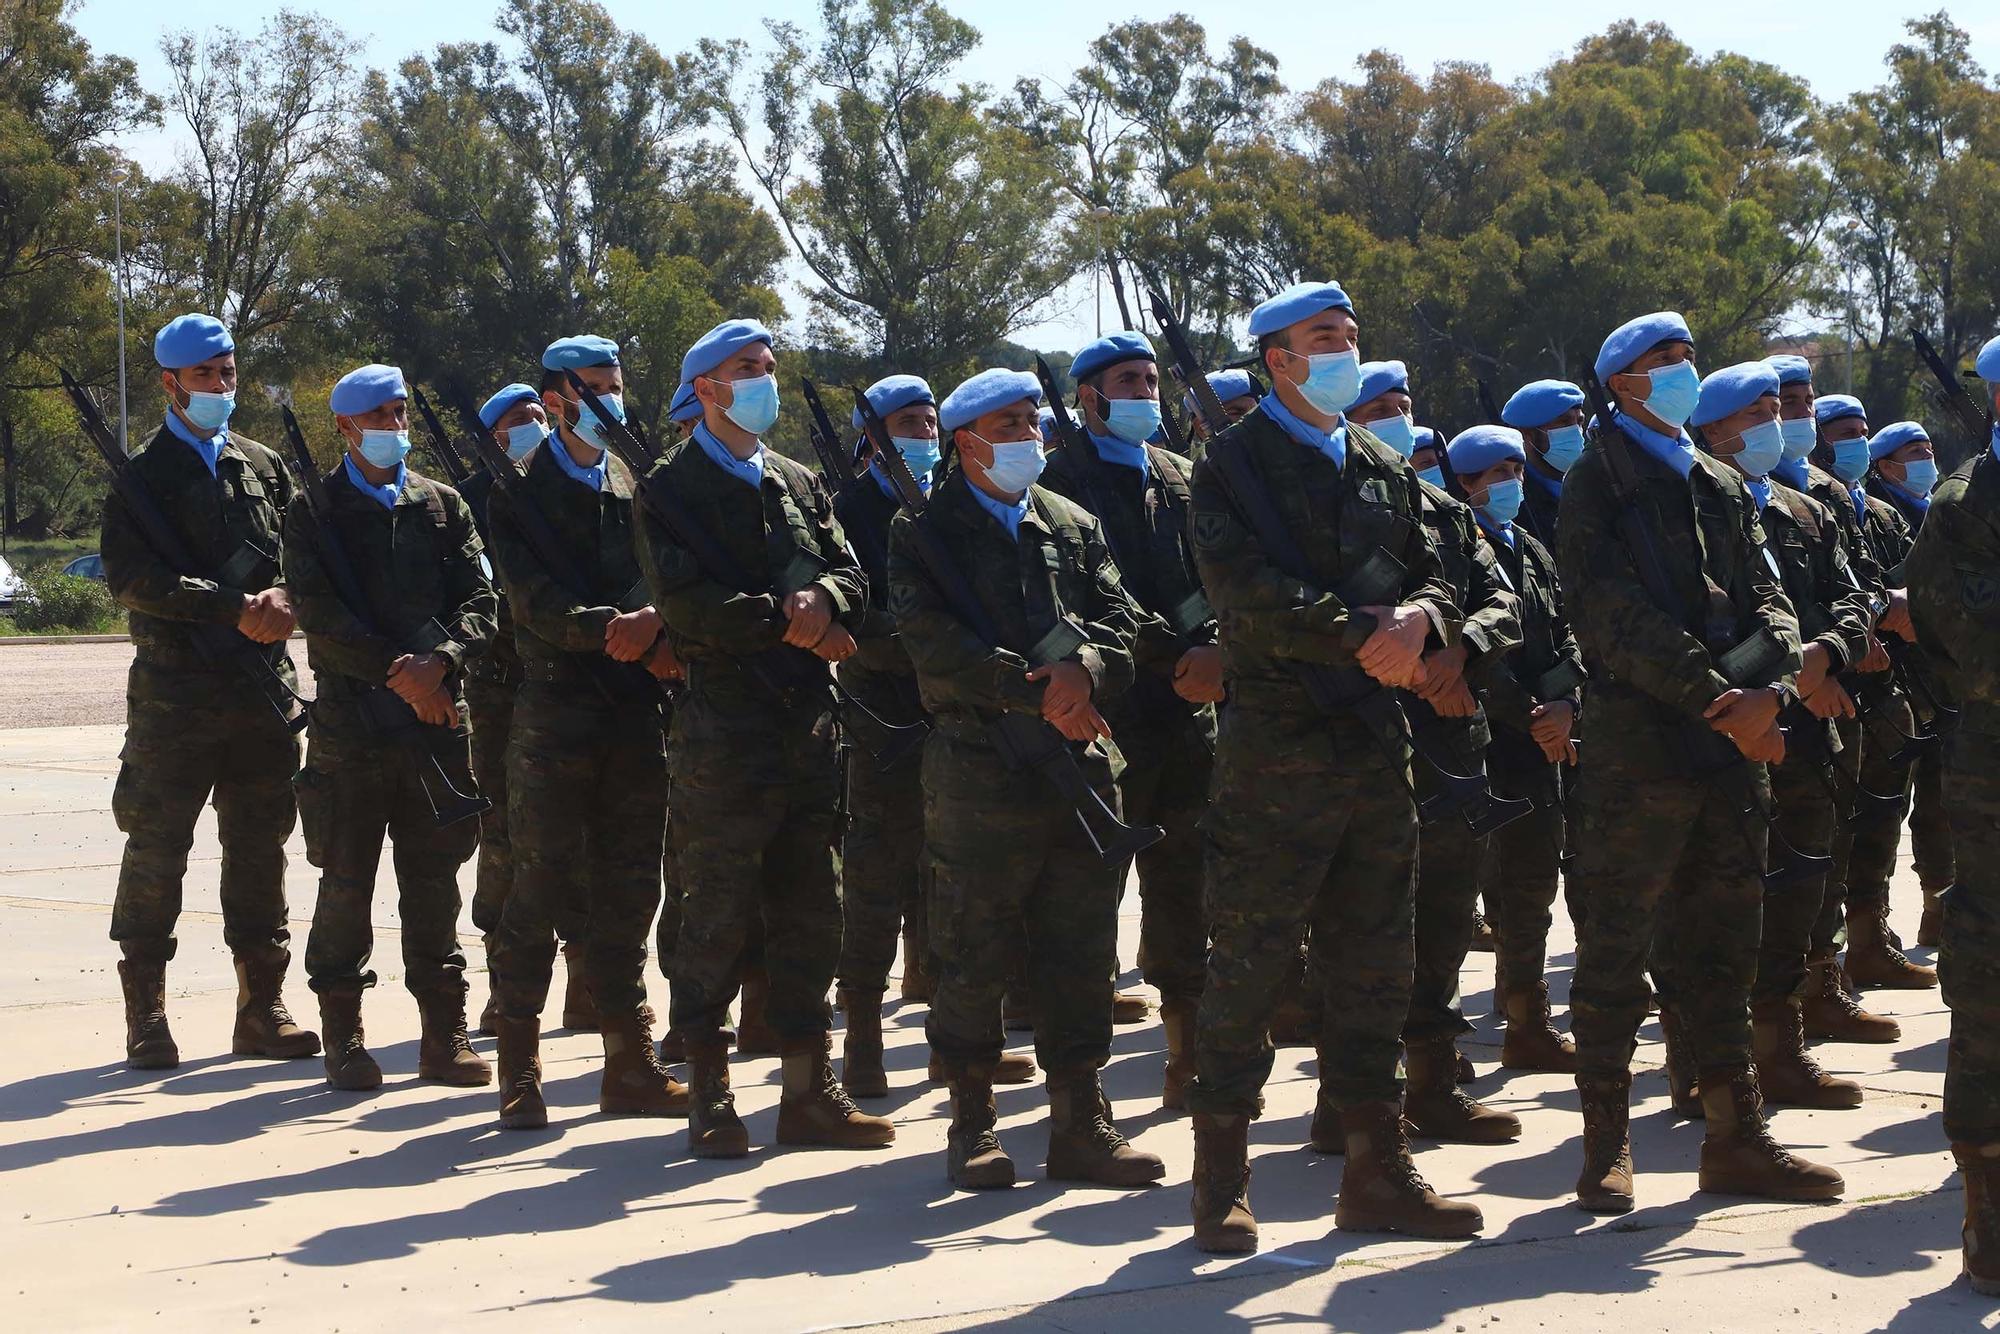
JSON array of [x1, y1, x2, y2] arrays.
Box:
[[1474, 509, 1515, 546], [967, 478, 1031, 541], [163, 409, 226, 476], [1527, 467, 1562, 500], [1613, 410, 1696, 479], [548, 431, 607, 491], [1259, 392, 1345, 470], [342, 454, 404, 510], [694, 422, 766, 489]]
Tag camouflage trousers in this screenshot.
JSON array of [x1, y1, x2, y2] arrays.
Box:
[[1479, 752, 1566, 999], [1911, 744, 1956, 896], [1754, 753, 1838, 1004], [1569, 744, 1765, 1077], [1405, 760, 1488, 1043], [464, 670, 517, 940], [1941, 728, 2000, 1144], [1115, 710, 1214, 1006], [295, 728, 477, 996], [923, 731, 1120, 1071], [110, 664, 300, 967], [836, 740, 925, 995], [1186, 708, 1418, 1117], [490, 685, 666, 1020]]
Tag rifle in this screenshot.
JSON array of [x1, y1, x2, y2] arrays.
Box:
[[277, 405, 490, 827], [851, 384, 1164, 864], [410, 386, 470, 486], [1910, 326, 1993, 447], [800, 379, 863, 495], [62, 370, 311, 735], [1579, 370, 1826, 888], [563, 371, 926, 770], [1476, 380, 1505, 427]]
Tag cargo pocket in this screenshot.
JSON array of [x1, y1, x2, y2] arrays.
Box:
[[292, 766, 331, 869], [110, 757, 138, 835]]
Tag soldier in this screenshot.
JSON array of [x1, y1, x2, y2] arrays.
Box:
[[1903, 334, 2000, 1295], [1448, 424, 1582, 1072], [1183, 369, 1260, 446], [1499, 379, 1587, 551], [101, 313, 318, 1069], [1042, 331, 1222, 1109], [1184, 281, 1476, 1254], [1346, 360, 1524, 1141], [637, 317, 892, 1158], [1558, 311, 1841, 1214], [1691, 363, 1874, 1111], [485, 335, 687, 1130], [284, 363, 494, 1090], [887, 366, 1162, 1192]]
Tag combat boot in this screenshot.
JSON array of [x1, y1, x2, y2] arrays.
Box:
[[930, 1048, 1037, 1085], [477, 992, 499, 1038], [1800, 952, 1900, 1043], [1191, 1112, 1258, 1253], [495, 1014, 547, 1129], [777, 1036, 895, 1148], [1046, 1066, 1164, 1186], [1843, 898, 1937, 990], [899, 927, 934, 1002], [736, 968, 780, 1055], [1954, 1142, 2000, 1295], [1469, 909, 1497, 953], [230, 951, 320, 1059], [559, 943, 599, 1030], [1403, 1036, 1521, 1143], [1334, 1101, 1483, 1238], [1308, 1079, 1344, 1154], [117, 958, 179, 1070], [317, 989, 382, 1091], [1160, 996, 1197, 1112], [685, 1038, 749, 1157], [416, 990, 491, 1086], [1574, 1071, 1635, 1214], [1696, 1067, 1844, 1201], [1919, 891, 1944, 949], [1751, 1000, 1862, 1109], [600, 1010, 688, 1115], [838, 987, 889, 1099], [1500, 981, 1577, 1073], [1112, 988, 1151, 1025], [1657, 1006, 1703, 1119], [946, 1061, 1015, 1189]]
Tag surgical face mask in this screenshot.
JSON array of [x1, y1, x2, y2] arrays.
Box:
[[1102, 396, 1162, 446], [891, 435, 941, 488], [503, 422, 544, 462], [1285, 348, 1364, 416], [720, 374, 780, 437], [1778, 416, 1816, 462], [174, 377, 235, 434], [568, 390, 625, 450], [1899, 457, 1939, 496], [1722, 418, 1784, 479], [358, 428, 412, 470], [1541, 423, 1585, 473], [1829, 434, 1870, 483], [1417, 465, 1446, 489], [971, 433, 1045, 494], [1629, 360, 1700, 428], [1366, 412, 1417, 457], [1479, 478, 1524, 524]]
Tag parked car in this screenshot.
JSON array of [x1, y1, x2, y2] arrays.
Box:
[[61, 553, 105, 581], [0, 553, 25, 614]]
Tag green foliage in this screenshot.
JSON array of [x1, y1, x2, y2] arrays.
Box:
[[12, 564, 121, 633]]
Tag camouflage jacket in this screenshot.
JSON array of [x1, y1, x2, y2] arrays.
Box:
[[282, 464, 495, 738], [1800, 463, 1888, 596], [1415, 478, 1522, 752], [885, 469, 1139, 743], [832, 473, 927, 745], [1475, 523, 1583, 761], [1761, 479, 1878, 759], [1515, 470, 1563, 551], [1908, 447, 2000, 731], [456, 468, 518, 684], [1868, 473, 1930, 539], [101, 421, 297, 689]]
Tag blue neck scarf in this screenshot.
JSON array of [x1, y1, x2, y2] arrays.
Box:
[[342, 454, 404, 511], [1613, 411, 1696, 479], [1527, 468, 1562, 500], [1770, 455, 1809, 490], [968, 480, 1030, 541], [1088, 429, 1150, 481], [549, 431, 608, 491], [694, 422, 765, 489], [1474, 509, 1516, 547], [164, 410, 225, 477], [1260, 392, 1345, 470]]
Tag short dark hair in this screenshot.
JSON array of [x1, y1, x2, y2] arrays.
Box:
[[1257, 329, 1290, 363], [539, 369, 567, 394]]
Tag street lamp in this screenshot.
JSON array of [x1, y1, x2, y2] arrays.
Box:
[[1088, 205, 1114, 338], [107, 162, 131, 455]]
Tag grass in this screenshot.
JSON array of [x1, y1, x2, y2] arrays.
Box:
[[1, 536, 96, 571]]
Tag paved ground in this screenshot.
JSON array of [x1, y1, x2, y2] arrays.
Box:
[[0, 638, 314, 730], [0, 678, 1985, 1332]]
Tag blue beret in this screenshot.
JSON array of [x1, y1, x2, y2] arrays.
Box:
[[1501, 379, 1585, 429], [678, 318, 772, 390], [1870, 420, 1929, 461], [1814, 394, 1866, 427], [1247, 281, 1355, 337], [1070, 331, 1155, 383], [1447, 424, 1526, 475], [153, 313, 233, 370], [1349, 360, 1410, 412], [668, 382, 702, 424], [940, 369, 1041, 433], [541, 334, 620, 372], [329, 364, 408, 417], [1691, 361, 1780, 429], [1199, 369, 1256, 405], [1412, 426, 1440, 454], [1977, 335, 2000, 382], [851, 374, 936, 430], [1037, 407, 1057, 440], [1765, 354, 1814, 387], [1594, 311, 1693, 381], [478, 382, 540, 430]]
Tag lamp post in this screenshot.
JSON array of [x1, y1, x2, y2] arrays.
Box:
[[107, 163, 131, 455], [1842, 218, 1863, 395], [1089, 205, 1113, 338]]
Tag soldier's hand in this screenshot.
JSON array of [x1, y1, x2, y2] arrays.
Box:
[[1049, 699, 1113, 743], [1805, 676, 1857, 721], [1354, 604, 1430, 688], [1028, 660, 1094, 720], [810, 622, 857, 663], [643, 636, 684, 681], [782, 587, 834, 648], [1171, 645, 1226, 704], [1858, 633, 1891, 674], [1704, 687, 1782, 743], [1734, 719, 1786, 765], [604, 608, 663, 662], [1796, 642, 1832, 700], [1530, 700, 1576, 762], [1879, 589, 1916, 642], [411, 685, 457, 728], [387, 651, 448, 704], [237, 587, 294, 644], [1414, 643, 1470, 710]]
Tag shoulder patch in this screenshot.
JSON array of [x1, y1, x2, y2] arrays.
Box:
[[1963, 568, 1999, 615], [1193, 511, 1231, 551], [889, 579, 920, 617]]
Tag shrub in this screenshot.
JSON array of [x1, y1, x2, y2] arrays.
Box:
[[14, 566, 123, 634]]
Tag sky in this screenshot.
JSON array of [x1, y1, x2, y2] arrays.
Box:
[[67, 0, 2000, 352]]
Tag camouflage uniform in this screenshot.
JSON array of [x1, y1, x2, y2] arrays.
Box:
[[284, 465, 494, 998], [456, 468, 522, 946], [886, 471, 1139, 1071], [1557, 428, 1801, 1080], [1184, 410, 1460, 1117], [485, 445, 667, 1022], [634, 438, 864, 1046], [102, 423, 302, 971], [1041, 439, 1218, 1008], [1515, 471, 1563, 552]]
